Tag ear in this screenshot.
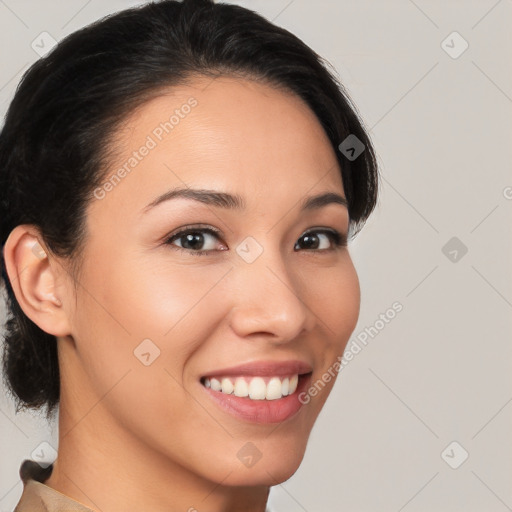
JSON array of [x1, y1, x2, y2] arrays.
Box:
[[3, 224, 72, 337]]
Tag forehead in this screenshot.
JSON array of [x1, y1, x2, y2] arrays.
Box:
[[91, 75, 344, 219]]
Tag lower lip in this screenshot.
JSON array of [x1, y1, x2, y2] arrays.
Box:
[[200, 373, 312, 424]]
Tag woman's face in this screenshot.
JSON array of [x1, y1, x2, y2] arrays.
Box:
[[57, 75, 360, 485]]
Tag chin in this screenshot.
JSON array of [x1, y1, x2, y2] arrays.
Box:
[[215, 448, 306, 487]]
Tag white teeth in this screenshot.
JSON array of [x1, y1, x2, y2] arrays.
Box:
[[289, 374, 298, 394], [221, 378, 234, 394], [234, 377, 249, 397], [203, 374, 301, 400], [210, 377, 221, 392], [281, 377, 289, 396], [266, 377, 283, 400], [249, 377, 266, 400]]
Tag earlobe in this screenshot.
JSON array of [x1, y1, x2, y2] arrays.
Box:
[[3, 225, 71, 336]]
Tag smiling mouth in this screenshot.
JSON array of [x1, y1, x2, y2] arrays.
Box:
[[200, 373, 312, 401]]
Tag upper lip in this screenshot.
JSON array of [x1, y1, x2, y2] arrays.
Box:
[[201, 360, 313, 378]]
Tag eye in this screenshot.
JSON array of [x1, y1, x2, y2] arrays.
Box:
[[164, 225, 225, 256], [294, 229, 347, 252]]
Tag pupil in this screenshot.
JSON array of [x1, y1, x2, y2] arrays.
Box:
[[183, 233, 203, 250], [302, 234, 319, 249]]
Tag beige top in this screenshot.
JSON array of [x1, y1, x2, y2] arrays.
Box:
[[14, 459, 94, 512]]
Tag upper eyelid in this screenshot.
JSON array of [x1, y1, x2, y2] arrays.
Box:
[[166, 225, 221, 240], [167, 225, 342, 236]]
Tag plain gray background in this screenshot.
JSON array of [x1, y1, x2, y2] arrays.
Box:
[[1, 1, 511, 511]]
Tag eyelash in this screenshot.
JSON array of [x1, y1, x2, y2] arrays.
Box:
[[163, 224, 347, 256]]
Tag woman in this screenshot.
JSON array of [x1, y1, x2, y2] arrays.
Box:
[[0, 0, 379, 510]]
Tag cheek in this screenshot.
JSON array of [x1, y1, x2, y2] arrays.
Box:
[[304, 254, 361, 347], [81, 246, 224, 334], [303, 256, 360, 403], [68, 251, 229, 441], [72, 249, 232, 385], [332, 258, 360, 341]]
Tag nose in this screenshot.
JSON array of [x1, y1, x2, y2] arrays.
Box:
[[227, 248, 316, 344]]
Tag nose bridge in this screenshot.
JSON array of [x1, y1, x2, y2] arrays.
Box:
[[228, 235, 313, 340]]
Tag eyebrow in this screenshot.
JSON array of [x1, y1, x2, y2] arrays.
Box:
[[141, 187, 348, 214]]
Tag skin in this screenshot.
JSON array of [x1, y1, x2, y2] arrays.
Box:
[[4, 75, 360, 512]]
